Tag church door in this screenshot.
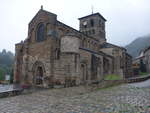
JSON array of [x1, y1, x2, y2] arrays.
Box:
[[35, 66, 43, 85], [32, 61, 46, 87]]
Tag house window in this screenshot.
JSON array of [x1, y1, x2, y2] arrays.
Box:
[[36, 23, 45, 42]]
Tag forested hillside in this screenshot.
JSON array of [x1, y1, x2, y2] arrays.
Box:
[[125, 35, 150, 58]]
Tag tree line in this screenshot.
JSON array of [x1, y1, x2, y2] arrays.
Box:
[[0, 49, 14, 83]]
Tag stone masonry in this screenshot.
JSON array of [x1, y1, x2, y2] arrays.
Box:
[[14, 7, 132, 88]]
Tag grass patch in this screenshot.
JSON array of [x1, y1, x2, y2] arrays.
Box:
[[139, 72, 149, 76], [104, 74, 122, 80]]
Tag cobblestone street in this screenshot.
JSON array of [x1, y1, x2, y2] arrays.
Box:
[[0, 80, 150, 113]]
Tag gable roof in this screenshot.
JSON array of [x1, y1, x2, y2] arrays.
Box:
[[29, 9, 57, 27], [100, 42, 126, 50], [78, 13, 106, 21], [79, 47, 113, 59], [57, 21, 99, 42]]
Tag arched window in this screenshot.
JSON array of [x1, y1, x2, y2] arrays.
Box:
[[55, 48, 60, 60], [90, 19, 94, 27], [82, 38, 86, 47], [87, 41, 90, 48], [82, 38, 85, 47], [36, 23, 45, 42], [46, 23, 50, 35], [102, 22, 105, 30]]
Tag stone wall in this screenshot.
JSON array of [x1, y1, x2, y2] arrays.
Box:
[[100, 46, 130, 78], [61, 36, 80, 53], [79, 48, 105, 84], [79, 13, 106, 43], [124, 53, 133, 78]]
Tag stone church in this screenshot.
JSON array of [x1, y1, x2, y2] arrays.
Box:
[[14, 7, 132, 87]]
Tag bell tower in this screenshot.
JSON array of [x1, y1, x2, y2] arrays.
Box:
[[79, 13, 106, 43]]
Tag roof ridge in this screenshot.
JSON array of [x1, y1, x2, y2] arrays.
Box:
[[78, 12, 106, 21]]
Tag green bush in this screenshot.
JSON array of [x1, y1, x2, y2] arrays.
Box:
[[104, 74, 122, 80]]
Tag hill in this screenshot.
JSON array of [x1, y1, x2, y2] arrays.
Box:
[[125, 35, 150, 58]]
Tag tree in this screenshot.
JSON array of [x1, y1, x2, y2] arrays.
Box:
[[2, 49, 6, 55], [0, 49, 14, 82], [0, 67, 5, 81], [10, 68, 14, 84]]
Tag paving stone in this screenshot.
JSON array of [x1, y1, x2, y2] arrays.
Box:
[[0, 82, 150, 113]]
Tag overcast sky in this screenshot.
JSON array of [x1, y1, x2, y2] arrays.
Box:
[[0, 0, 150, 52]]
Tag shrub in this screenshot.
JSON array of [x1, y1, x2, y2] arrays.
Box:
[[104, 74, 122, 80]]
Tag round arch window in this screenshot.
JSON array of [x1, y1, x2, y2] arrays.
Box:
[[36, 23, 45, 42]]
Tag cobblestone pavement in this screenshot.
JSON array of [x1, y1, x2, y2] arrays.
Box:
[[0, 80, 150, 113]]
